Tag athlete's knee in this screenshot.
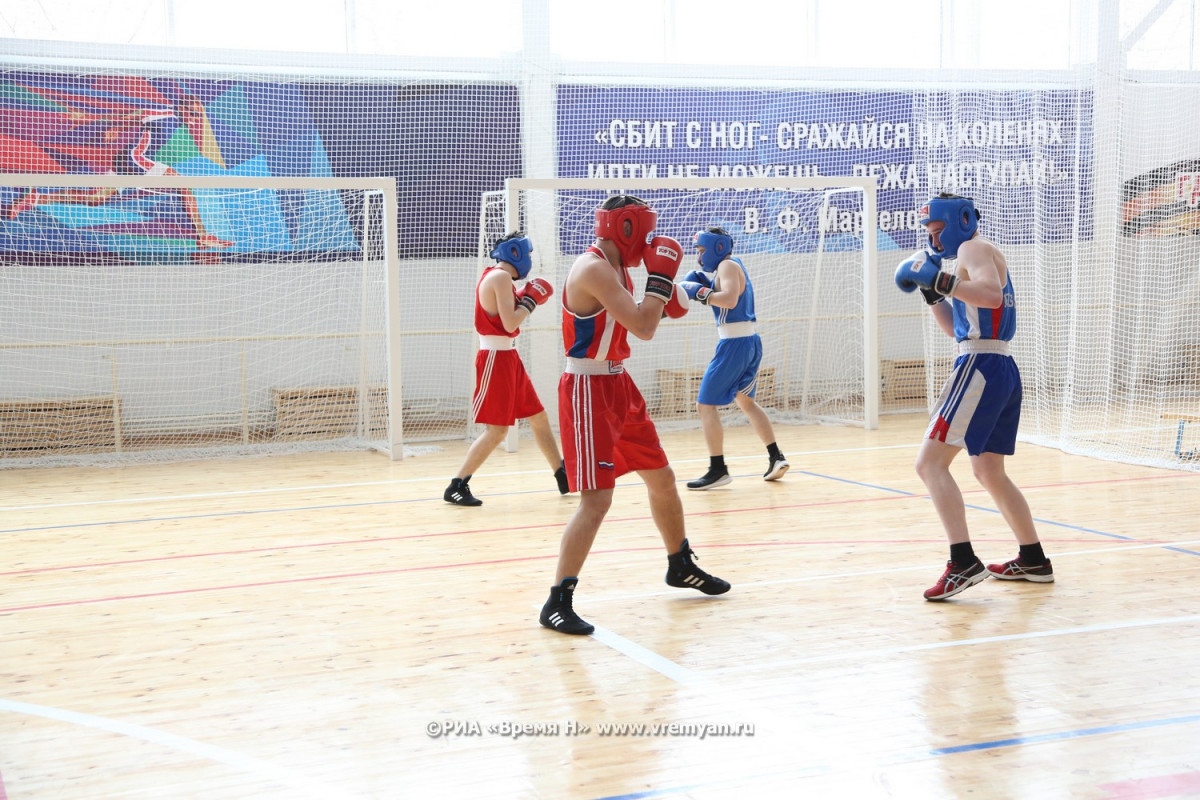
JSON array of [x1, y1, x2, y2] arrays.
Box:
[[642, 464, 678, 491], [578, 488, 614, 517], [970, 454, 1008, 489], [481, 424, 509, 443], [914, 452, 948, 484]]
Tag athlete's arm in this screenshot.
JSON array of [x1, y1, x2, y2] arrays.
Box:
[[571, 253, 664, 341], [701, 258, 744, 309], [480, 268, 530, 333], [929, 298, 955, 337], [948, 238, 1003, 309]]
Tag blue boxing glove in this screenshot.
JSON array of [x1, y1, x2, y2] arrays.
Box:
[[679, 280, 713, 305], [682, 269, 713, 288], [894, 250, 957, 299]]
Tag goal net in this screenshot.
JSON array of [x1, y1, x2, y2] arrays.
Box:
[[474, 177, 882, 439], [0, 173, 402, 467]]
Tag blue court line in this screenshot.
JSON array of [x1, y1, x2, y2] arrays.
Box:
[[929, 711, 1200, 755], [590, 711, 1200, 800], [0, 468, 1181, 556], [792, 468, 918, 495], [793, 468, 1142, 542]]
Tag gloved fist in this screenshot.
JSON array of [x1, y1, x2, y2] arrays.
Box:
[[516, 277, 554, 313], [642, 235, 684, 303], [662, 283, 690, 318], [895, 250, 956, 298], [679, 280, 713, 305]]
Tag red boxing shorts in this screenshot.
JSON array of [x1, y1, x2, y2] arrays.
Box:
[[559, 369, 668, 492], [472, 349, 543, 426]]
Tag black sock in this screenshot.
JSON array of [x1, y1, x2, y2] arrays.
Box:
[[448, 477, 463, 488], [1019, 542, 1047, 565], [767, 442, 782, 460], [949, 541, 977, 566], [709, 456, 726, 472]]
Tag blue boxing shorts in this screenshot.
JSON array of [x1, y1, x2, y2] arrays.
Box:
[[925, 351, 1022, 456], [697, 334, 764, 406]]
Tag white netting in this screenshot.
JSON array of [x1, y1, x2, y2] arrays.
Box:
[[471, 178, 881, 439], [2, 0, 1200, 471], [911, 81, 1200, 472], [0, 174, 398, 467]]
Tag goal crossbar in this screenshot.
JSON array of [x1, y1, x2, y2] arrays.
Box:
[[0, 173, 405, 463], [497, 175, 881, 430]]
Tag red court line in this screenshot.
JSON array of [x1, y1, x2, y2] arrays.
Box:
[[0, 533, 1165, 616], [4, 496, 909, 577], [1098, 771, 1200, 799], [0, 553, 561, 613], [4, 465, 1190, 604], [2, 469, 1186, 579]]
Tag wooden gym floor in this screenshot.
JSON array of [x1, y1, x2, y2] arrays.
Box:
[[1, 413, 1198, 799]]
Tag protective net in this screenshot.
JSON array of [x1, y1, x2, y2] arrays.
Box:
[[0, 174, 398, 466], [3, 0, 1200, 471], [475, 178, 882, 439]]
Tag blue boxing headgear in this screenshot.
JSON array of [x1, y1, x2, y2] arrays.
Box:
[[919, 195, 979, 259], [693, 228, 733, 272], [490, 234, 534, 279]]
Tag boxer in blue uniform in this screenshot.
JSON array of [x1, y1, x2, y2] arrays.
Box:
[[678, 227, 789, 489], [895, 193, 1054, 600]]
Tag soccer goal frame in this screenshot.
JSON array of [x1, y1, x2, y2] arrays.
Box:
[[0, 173, 405, 465], [481, 175, 881, 450]]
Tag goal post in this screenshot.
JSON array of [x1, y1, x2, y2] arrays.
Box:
[[0, 172, 404, 466], [479, 175, 881, 443]]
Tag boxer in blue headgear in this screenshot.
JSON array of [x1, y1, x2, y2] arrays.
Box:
[[444, 230, 567, 507], [919, 192, 980, 259], [489, 233, 534, 279], [676, 226, 789, 489], [893, 192, 1054, 602], [693, 228, 733, 274]]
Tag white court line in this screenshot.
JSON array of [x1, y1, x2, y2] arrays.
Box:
[[705, 614, 1200, 676], [589, 626, 706, 686], [589, 604, 1200, 685], [584, 539, 1200, 683], [0, 698, 359, 800], [0, 443, 919, 513], [0, 479, 421, 512], [580, 538, 1200, 604]]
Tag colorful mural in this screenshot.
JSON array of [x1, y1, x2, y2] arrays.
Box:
[[0, 73, 357, 262]]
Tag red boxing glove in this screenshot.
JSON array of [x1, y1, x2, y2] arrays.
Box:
[[516, 277, 554, 313], [642, 235, 684, 303], [662, 283, 690, 319]]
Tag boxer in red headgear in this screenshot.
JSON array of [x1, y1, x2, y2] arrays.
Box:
[[593, 194, 658, 268], [538, 195, 731, 637]]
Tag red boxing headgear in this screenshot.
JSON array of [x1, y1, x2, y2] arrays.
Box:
[[594, 201, 657, 268]]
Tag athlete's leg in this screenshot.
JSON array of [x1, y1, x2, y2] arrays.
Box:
[[454, 423, 508, 480], [697, 402, 724, 457], [528, 410, 563, 470], [640, 465, 686, 553], [914, 437, 969, 544], [971, 452, 1039, 546], [6, 187, 118, 218], [732, 392, 777, 446], [554, 488, 613, 582], [160, 167, 230, 249]]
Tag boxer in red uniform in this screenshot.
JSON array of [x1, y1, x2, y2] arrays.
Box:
[[539, 195, 731, 635], [444, 232, 568, 506]]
